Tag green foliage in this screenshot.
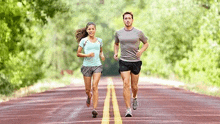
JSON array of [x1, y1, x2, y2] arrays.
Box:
[[141, 48, 172, 78], [139, 0, 203, 65], [0, 73, 13, 95], [1, 0, 220, 95], [0, 1, 26, 70], [3, 52, 44, 89], [175, 3, 220, 86], [27, 0, 69, 23], [0, 0, 61, 94]]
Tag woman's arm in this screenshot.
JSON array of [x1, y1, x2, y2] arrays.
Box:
[[100, 47, 105, 61], [77, 46, 94, 57]]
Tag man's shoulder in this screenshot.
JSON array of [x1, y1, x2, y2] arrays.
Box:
[[116, 27, 142, 32], [133, 27, 142, 32], [116, 28, 125, 33]]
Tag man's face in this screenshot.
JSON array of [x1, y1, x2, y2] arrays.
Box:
[[123, 14, 133, 27]]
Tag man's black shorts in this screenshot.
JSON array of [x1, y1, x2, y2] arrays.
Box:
[[119, 60, 142, 75]]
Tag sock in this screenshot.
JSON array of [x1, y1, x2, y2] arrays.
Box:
[[127, 108, 131, 111], [133, 96, 137, 99]]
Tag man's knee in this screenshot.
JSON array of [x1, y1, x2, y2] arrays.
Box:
[[123, 79, 130, 88], [92, 85, 98, 91], [132, 85, 138, 91]]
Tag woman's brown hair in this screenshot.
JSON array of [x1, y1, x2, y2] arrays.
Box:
[[75, 22, 96, 43]]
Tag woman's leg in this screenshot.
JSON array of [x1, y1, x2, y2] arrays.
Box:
[[92, 73, 101, 109], [83, 76, 92, 106]]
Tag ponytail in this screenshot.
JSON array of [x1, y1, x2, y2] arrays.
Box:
[[75, 22, 96, 43], [75, 27, 88, 43]]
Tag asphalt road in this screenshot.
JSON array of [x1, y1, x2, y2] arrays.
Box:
[[0, 76, 220, 124]]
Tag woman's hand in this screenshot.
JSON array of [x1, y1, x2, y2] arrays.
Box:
[[100, 52, 105, 61], [87, 52, 95, 57], [101, 55, 105, 61], [114, 53, 118, 60]]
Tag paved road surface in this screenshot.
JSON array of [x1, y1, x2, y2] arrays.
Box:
[[1, 76, 220, 124]]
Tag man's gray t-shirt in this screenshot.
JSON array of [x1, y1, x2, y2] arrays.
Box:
[[115, 27, 148, 62]]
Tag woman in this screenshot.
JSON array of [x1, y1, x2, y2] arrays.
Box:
[[76, 22, 105, 118]]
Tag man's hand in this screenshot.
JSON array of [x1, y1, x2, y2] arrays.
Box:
[[136, 50, 143, 57], [114, 54, 118, 60], [136, 42, 149, 57]]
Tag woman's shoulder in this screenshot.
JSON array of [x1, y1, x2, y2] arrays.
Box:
[[96, 37, 102, 42], [81, 37, 88, 42]]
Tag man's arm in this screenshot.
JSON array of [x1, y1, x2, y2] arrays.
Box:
[[136, 42, 149, 57], [114, 42, 119, 60]]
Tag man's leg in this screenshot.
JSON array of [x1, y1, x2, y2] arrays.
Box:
[[121, 71, 131, 109], [121, 71, 133, 117], [131, 73, 139, 110], [131, 73, 139, 99]]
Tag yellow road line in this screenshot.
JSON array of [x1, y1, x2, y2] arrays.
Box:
[[101, 80, 111, 124], [109, 78, 122, 124], [102, 77, 122, 124], [112, 84, 122, 123]]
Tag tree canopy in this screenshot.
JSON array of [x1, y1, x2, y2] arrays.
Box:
[[0, 0, 219, 95]]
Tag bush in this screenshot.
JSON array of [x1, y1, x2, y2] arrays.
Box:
[[3, 52, 44, 90], [142, 47, 172, 78], [0, 73, 13, 95], [174, 4, 220, 86]]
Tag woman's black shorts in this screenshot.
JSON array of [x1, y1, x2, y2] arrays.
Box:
[[118, 60, 142, 75]]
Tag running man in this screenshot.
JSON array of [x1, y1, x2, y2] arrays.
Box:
[[114, 12, 149, 117], [76, 22, 105, 118]]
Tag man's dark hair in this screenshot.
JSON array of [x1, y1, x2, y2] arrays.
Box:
[[123, 11, 133, 19]]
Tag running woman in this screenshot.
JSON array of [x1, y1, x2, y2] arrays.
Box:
[[76, 22, 105, 118], [114, 12, 149, 117]]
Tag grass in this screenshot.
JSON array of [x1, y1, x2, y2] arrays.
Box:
[[182, 82, 220, 97], [140, 73, 220, 97], [0, 75, 75, 103]]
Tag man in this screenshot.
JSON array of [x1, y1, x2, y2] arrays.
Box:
[[114, 11, 149, 117]]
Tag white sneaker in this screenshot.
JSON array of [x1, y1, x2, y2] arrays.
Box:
[[125, 108, 132, 117], [133, 98, 138, 110]]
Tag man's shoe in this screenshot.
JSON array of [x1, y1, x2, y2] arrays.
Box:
[[133, 98, 138, 110], [92, 110, 98, 118], [125, 108, 132, 117]]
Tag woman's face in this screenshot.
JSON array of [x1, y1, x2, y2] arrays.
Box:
[[86, 24, 96, 37]]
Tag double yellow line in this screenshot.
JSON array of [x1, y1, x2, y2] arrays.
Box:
[[102, 78, 122, 124]]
